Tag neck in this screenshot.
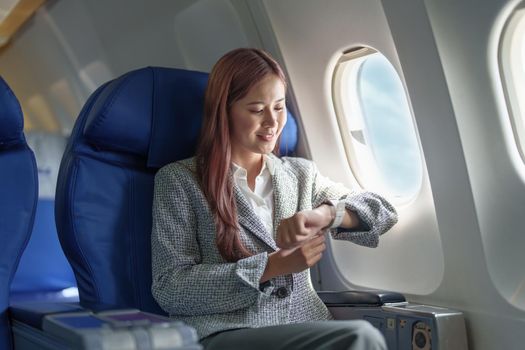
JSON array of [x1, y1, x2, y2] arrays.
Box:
[[233, 153, 263, 174], [231, 152, 264, 190]]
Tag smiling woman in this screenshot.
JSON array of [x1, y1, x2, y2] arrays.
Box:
[[229, 74, 287, 185], [194, 48, 290, 263], [150, 48, 398, 350]]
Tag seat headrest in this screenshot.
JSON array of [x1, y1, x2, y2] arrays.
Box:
[[83, 67, 297, 169], [0, 76, 24, 146]]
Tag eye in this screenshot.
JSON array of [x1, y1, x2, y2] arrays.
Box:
[[275, 105, 284, 111], [250, 109, 264, 115]]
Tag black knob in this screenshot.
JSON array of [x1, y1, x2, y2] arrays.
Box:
[[414, 331, 427, 348], [275, 287, 289, 298]]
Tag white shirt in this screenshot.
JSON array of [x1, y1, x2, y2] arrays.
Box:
[[232, 156, 344, 235], [232, 155, 276, 235]]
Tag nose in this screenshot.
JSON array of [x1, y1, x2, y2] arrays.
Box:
[[263, 108, 278, 128]]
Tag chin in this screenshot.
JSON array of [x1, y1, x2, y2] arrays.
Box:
[[259, 145, 277, 154]]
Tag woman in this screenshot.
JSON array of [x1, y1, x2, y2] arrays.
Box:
[[151, 48, 398, 349]]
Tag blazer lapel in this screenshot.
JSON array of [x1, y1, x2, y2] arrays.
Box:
[[272, 160, 299, 239], [234, 183, 277, 250]]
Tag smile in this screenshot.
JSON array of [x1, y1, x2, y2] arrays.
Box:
[[257, 134, 275, 141]]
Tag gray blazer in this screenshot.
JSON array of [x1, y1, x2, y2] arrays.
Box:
[[151, 155, 397, 340]]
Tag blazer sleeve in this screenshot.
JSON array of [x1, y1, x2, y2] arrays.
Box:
[[309, 162, 398, 247], [151, 165, 272, 317]]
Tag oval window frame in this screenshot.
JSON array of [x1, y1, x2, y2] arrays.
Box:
[[499, 3, 525, 163], [331, 46, 424, 203]]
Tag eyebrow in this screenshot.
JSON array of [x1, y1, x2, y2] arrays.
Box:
[[246, 97, 285, 105]]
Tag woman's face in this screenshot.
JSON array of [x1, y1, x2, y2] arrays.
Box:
[[229, 74, 287, 164]]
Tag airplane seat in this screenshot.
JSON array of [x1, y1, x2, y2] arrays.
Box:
[[10, 132, 78, 304], [0, 77, 38, 350], [9, 203, 78, 303], [53, 67, 300, 317]]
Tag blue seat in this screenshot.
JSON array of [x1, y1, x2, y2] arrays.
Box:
[[0, 77, 38, 350], [54, 67, 298, 314], [10, 133, 78, 304], [10, 198, 78, 303]]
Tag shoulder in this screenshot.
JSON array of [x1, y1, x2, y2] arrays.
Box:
[[154, 157, 198, 186], [270, 154, 315, 174], [269, 154, 317, 182]]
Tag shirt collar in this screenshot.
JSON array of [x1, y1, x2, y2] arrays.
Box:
[[265, 154, 276, 176], [231, 154, 276, 178]]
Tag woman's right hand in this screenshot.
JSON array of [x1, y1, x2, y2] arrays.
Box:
[[260, 233, 327, 282]]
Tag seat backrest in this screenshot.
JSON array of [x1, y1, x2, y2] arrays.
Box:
[[55, 67, 298, 314], [10, 132, 78, 303], [0, 77, 38, 349]]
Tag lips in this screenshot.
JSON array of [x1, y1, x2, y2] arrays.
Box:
[[257, 133, 275, 141]]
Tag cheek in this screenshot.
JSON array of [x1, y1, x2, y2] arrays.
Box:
[[231, 115, 258, 142], [232, 125, 247, 144], [237, 118, 259, 136], [277, 115, 288, 133]]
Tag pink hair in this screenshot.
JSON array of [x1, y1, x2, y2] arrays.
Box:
[[196, 48, 287, 262]]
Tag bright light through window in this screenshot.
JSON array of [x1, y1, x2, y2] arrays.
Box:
[[333, 48, 422, 201], [500, 6, 525, 161]]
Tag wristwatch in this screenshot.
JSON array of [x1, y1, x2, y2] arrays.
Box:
[[324, 199, 346, 229]]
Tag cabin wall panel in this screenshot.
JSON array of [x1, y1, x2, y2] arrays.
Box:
[[384, 0, 525, 348], [425, 0, 525, 310], [262, 0, 444, 295]]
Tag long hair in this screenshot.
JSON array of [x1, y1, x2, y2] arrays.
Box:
[[195, 48, 287, 262]]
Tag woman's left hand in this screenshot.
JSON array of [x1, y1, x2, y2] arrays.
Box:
[[276, 206, 332, 249]]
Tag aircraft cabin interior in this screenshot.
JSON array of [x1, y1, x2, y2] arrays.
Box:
[[1, 0, 525, 349]]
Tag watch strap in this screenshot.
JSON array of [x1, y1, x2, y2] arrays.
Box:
[[324, 199, 346, 229]]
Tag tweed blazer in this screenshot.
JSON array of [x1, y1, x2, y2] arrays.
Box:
[[151, 155, 397, 340]]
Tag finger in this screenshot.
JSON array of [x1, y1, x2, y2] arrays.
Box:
[[277, 232, 308, 249], [307, 252, 324, 267], [278, 240, 304, 250], [305, 241, 326, 256], [313, 242, 327, 255], [292, 215, 311, 237], [301, 236, 325, 251], [301, 237, 324, 250], [293, 213, 323, 237], [314, 230, 328, 237], [309, 234, 326, 245], [300, 217, 324, 237]]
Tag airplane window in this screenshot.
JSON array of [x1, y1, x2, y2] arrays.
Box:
[[500, 6, 525, 161], [333, 48, 422, 201]]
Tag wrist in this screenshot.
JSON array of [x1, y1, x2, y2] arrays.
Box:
[[261, 252, 280, 282], [322, 200, 346, 229], [318, 204, 335, 229]]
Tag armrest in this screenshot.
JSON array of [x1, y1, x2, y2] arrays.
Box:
[[9, 301, 85, 330], [317, 290, 406, 307], [10, 303, 202, 349]]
